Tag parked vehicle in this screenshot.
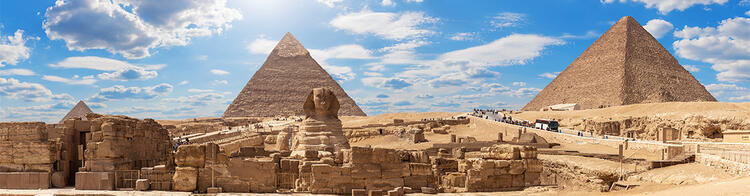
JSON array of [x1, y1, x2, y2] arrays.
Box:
[[534, 119, 559, 131]]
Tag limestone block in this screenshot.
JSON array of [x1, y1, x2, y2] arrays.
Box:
[[409, 151, 430, 163], [172, 167, 198, 192], [511, 174, 524, 187], [373, 148, 401, 164], [350, 163, 381, 178], [135, 179, 150, 191], [0, 163, 23, 172], [403, 175, 434, 190], [409, 163, 432, 176], [346, 147, 373, 164], [508, 160, 525, 175], [520, 146, 537, 159], [352, 189, 368, 196], [216, 176, 250, 192], [369, 189, 384, 196], [457, 160, 472, 172], [431, 158, 458, 174], [382, 163, 409, 178], [421, 187, 437, 194], [51, 171, 66, 188], [207, 187, 223, 193], [525, 172, 541, 186], [0, 172, 51, 189], [366, 178, 403, 191], [441, 172, 466, 188], [227, 158, 278, 193], [481, 144, 520, 160], [493, 160, 511, 168], [387, 189, 402, 196], [75, 172, 114, 190], [280, 159, 300, 173], [175, 145, 206, 168], [525, 159, 543, 173]]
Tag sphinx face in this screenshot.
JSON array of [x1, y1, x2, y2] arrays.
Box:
[[313, 88, 331, 112]]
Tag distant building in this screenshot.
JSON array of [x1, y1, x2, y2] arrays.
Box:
[[542, 103, 580, 111], [723, 130, 750, 143]]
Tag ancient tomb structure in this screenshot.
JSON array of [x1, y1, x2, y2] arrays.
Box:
[[0, 113, 172, 190], [523, 16, 716, 111], [76, 113, 173, 190], [59, 100, 93, 123], [291, 88, 351, 157], [223, 32, 366, 117]]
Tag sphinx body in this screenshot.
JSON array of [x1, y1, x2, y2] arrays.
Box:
[[290, 88, 350, 157]]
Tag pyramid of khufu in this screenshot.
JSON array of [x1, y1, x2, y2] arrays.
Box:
[[59, 100, 93, 123], [223, 33, 366, 117], [523, 16, 716, 111]]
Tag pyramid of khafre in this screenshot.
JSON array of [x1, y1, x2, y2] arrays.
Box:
[[223, 33, 366, 117], [523, 16, 716, 111], [59, 100, 93, 123]]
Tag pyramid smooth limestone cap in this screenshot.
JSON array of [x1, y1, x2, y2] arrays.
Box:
[[272, 32, 310, 57]]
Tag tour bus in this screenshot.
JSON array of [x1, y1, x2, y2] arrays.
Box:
[[534, 119, 559, 131]]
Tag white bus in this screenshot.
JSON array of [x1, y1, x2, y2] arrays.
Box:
[[534, 119, 559, 131]]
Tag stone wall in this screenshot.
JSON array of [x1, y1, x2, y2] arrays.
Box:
[[307, 145, 541, 194], [0, 122, 56, 173], [81, 114, 172, 172]]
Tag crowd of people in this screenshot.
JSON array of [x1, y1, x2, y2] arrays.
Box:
[[172, 137, 191, 152]]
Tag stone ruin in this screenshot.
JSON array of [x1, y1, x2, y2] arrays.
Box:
[[344, 118, 470, 143], [0, 88, 546, 194], [0, 113, 173, 190]]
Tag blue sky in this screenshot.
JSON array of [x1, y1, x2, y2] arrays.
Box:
[[1, 0, 750, 122]]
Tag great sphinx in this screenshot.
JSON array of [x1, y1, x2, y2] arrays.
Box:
[[290, 88, 350, 157]]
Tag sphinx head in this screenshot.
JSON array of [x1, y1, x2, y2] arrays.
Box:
[[303, 88, 340, 120]]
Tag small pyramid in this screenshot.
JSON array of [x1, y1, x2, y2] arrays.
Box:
[[523, 16, 716, 111], [223, 33, 366, 117], [59, 100, 93, 123]]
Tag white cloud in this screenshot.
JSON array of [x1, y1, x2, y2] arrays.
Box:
[[49, 56, 164, 71], [188, 88, 215, 93], [378, 39, 429, 65], [539, 72, 558, 79], [197, 55, 208, 61], [406, 0, 424, 2], [683, 64, 701, 72], [330, 9, 438, 40], [247, 37, 277, 55], [322, 65, 356, 81], [491, 12, 525, 29], [42, 75, 97, 85], [178, 80, 189, 85], [0, 30, 32, 67], [602, 0, 728, 14], [210, 69, 230, 75], [43, 0, 242, 59], [704, 83, 750, 100], [450, 32, 476, 41], [512, 82, 526, 86], [643, 19, 674, 38], [49, 56, 161, 81], [316, 0, 344, 7], [363, 72, 383, 77], [97, 67, 158, 81], [439, 34, 564, 67], [381, 0, 395, 6], [0, 68, 35, 76], [310, 44, 376, 61], [673, 17, 750, 83], [212, 80, 228, 85], [0, 77, 72, 102], [746, 10, 750, 16], [90, 83, 173, 101]]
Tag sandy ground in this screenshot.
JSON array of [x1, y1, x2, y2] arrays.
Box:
[[340, 112, 462, 127]]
